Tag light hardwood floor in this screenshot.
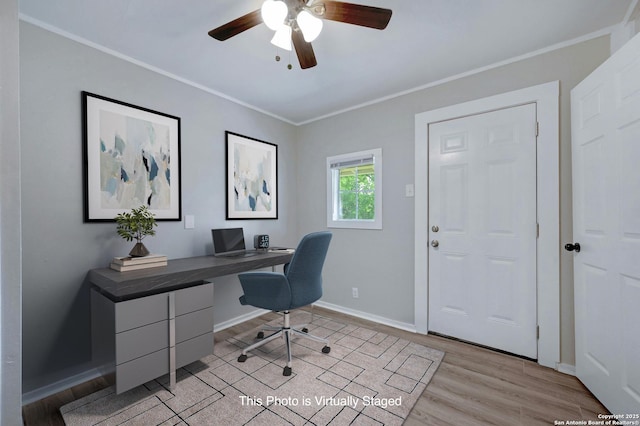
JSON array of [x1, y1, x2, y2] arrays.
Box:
[[22, 307, 607, 425]]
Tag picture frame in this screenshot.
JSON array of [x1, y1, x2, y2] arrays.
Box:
[[82, 91, 181, 222], [225, 131, 278, 220]]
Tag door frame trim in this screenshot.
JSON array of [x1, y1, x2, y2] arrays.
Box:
[[414, 81, 560, 368]]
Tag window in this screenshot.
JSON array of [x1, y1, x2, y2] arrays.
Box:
[[327, 148, 382, 229]]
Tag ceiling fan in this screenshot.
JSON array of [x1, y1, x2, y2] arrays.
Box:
[[208, 0, 392, 69]]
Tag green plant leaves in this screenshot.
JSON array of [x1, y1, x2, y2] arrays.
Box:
[[115, 205, 157, 242]]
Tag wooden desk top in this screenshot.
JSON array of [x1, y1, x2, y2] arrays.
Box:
[[88, 250, 294, 302]]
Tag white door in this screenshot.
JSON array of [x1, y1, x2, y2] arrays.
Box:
[[570, 32, 640, 413], [428, 104, 538, 359]]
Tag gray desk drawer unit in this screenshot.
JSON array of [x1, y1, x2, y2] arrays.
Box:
[[91, 282, 214, 394]]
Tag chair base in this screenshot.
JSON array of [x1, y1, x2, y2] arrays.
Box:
[[237, 310, 330, 376]]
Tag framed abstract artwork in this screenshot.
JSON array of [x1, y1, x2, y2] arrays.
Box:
[[225, 131, 278, 220], [82, 92, 181, 222]]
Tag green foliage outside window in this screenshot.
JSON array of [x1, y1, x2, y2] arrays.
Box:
[[338, 164, 375, 220]]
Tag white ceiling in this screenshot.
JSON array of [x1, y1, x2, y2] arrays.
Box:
[[19, 0, 634, 124]]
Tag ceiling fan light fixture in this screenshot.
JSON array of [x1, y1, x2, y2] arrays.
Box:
[[271, 24, 293, 51], [261, 0, 288, 31], [297, 9, 323, 42], [208, 1, 392, 70]]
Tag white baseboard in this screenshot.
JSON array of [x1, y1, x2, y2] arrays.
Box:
[[213, 308, 270, 332], [22, 367, 103, 406], [557, 363, 577, 376], [314, 301, 417, 333], [216, 303, 418, 334]]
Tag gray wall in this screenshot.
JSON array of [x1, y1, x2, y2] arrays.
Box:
[[296, 36, 611, 365], [20, 19, 612, 397], [1, 0, 23, 422], [19, 22, 298, 394]]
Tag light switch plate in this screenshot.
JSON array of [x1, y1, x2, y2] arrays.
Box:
[[184, 215, 195, 229], [405, 184, 415, 197]]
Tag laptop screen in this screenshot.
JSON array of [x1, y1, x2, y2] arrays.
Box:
[[212, 228, 246, 255]]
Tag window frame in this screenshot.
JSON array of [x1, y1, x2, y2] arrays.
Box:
[[326, 148, 382, 229]]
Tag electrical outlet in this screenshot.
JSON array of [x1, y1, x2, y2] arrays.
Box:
[[352, 287, 359, 298]]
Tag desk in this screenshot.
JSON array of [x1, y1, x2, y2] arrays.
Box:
[[89, 250, 293, 394], [89, 250, 294, 302]]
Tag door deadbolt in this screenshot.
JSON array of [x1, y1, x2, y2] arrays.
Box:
[[431, 225, 439, 232], [431, 240, 439, 248]]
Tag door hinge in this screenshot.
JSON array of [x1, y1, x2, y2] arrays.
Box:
[[536, 122, 539, 137], [537, 325, 540, 340], [537, 223, 540, 238]]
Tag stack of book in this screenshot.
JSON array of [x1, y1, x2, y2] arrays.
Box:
[[110, 254, 168, 272]]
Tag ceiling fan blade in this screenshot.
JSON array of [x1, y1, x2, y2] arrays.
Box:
[[208, 9, 262, 41], [321, 1, 392, 30], [292, 29, 317, 69]]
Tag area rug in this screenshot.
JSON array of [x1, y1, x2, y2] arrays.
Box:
[[61, 312, 444, 425]]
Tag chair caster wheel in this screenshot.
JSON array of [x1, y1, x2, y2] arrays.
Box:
[[256, 331, 264, 339], [283, 366, 292, 376], [322, 346, 331, 354], [302, 327, 308, 333], [238, 354, 247, 363]]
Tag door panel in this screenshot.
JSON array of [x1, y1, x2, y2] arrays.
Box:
[[428, 103, 538, 358], [582, 263, 613, 375], [440, 253, 470, 316], [487, 161, 517, 235], [571, 31, 640, 413], [485, 256, 517, 325], [622, 275, 640, 402], [620, 125, 640, 237], [441, 164, 469, 231]]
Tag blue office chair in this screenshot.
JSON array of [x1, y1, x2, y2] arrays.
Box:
[[236, 231, 332, 376]]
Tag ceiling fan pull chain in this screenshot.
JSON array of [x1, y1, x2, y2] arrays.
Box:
[[275, 45, 281, 62]]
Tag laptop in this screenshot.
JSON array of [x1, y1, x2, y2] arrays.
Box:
[[211, 228, 257, 257]]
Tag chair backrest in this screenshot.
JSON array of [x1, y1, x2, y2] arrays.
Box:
[[285, 231, 332, 308]]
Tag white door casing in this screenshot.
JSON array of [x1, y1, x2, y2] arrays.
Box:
[[570, 31, 640, 413], [428, 104, 538, 359], [415, 81, 560, 368]]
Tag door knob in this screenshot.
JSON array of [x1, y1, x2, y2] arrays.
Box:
[[564, 243, 581, 253], [431, 225, 440, 232], [431, 240, 439, 248]]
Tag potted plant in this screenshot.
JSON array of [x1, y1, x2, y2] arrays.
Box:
[[115, 205, 157, 257]]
